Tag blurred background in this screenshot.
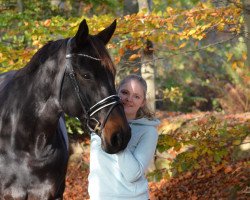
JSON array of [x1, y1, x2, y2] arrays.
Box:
[[1, 0, 249, 199]]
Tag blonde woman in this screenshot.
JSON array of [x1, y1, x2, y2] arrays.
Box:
[[88, 74, 160, 200]]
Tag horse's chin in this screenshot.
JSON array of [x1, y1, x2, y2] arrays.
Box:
[[101, 144, 126, 154], [100, 137, 128, 154]]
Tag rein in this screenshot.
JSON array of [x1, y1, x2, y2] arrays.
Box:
[[65, 38, 121, 134]]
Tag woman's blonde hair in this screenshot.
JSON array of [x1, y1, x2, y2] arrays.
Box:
[[117, 74, 155, 120]]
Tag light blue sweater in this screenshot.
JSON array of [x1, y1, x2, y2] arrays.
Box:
[[88, 118, 160, 200]]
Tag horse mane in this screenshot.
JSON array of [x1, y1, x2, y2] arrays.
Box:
[[16, 39, 66, 78], [15, 36, 115, 78], [88, 36, 116, 76]]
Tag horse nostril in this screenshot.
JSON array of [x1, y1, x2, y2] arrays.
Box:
[[110, 133, 121, 147]]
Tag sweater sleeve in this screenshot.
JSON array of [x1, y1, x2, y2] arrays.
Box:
[[116, 127, 158, 183]]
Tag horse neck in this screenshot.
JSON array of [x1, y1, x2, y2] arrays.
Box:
[[0, 49, 67, 140]]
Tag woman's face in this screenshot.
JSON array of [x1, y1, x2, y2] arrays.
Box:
[[118, 79, 145, 120]]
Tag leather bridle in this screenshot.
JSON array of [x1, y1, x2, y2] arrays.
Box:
[[65, 38, 122, 135]]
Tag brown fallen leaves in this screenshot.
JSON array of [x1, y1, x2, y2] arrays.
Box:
[[149, 161, 249, 200], [63, 162, 89, 200], [64, 160, 249, 200]]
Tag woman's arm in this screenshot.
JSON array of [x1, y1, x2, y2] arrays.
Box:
[[116, 127, 158, 182]]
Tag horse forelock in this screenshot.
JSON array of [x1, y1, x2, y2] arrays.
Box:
[[88, 36, 116, 76]]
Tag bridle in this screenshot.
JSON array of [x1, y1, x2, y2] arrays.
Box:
[[64, 38, 122, 134]]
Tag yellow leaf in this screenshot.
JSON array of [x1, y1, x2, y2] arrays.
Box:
[[179, 34, 188, 40], [238, 61, 244, 68], [188, 29, 196, 36], [232, 61, 237, 69], [227, 53, 233, 61], [179, 42, 187, 49], [217, 23, 225, 31], [32, 40, 39, 46], [166, 7, 174, 15], [233, 140, 241, 145], [177, 165, 182, 173], [98, 26, 105, 31], [197, 34, 205, 40], [167, 22, 173, 31], [191, 151, 198, 159], [242, 52, 247, 61]]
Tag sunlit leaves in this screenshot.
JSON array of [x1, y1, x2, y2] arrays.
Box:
[[0, 2, 244, 73], [157, 134, 179, 153], [156, 115, 249, 177], [162, 87, 184, 104]]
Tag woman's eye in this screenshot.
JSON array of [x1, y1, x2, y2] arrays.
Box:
[[121, 91, 128, 95]]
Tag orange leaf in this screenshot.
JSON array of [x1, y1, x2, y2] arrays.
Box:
[[179, 42, 187, 49], [43, 19, 51, 27], [129, 54, 140, 61], [119, 48, 125, 56], [224, 166, 233, 174]]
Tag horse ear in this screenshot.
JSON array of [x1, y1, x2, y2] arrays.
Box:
[[74, 19, 89, 47], [97, 20, 116, 45]]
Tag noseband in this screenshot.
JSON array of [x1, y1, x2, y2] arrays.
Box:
[[65, 38, 121, 134]]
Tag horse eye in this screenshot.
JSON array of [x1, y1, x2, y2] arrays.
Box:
[[83, 74, 91, 80]]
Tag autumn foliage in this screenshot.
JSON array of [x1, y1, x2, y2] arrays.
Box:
[[1, 1, 249, 199], [0, 2, 244, 72], [64, 158, 249, 199], [149, 161, 249, 199]]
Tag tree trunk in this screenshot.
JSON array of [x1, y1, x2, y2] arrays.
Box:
[[138, 0, 156, 173], [123, 0, 139, 15], [141, 40, 155, 111], [119, 0, 140, 80], [242, 0, 250, 69], [138, 0, 156, 112], [17, 0, 24, 12], [138, 0, 152, 14], [50, 0, 66, 11]]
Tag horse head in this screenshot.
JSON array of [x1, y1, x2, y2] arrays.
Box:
[[61, 19, 131, 154]]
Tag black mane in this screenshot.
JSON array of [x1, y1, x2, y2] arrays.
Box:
[[16, 36, 116, 78], [16, 39, 66, 78], [88, 36, 116, 76]]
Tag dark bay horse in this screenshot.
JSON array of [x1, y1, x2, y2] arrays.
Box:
[[0, 19, 131, 199]]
